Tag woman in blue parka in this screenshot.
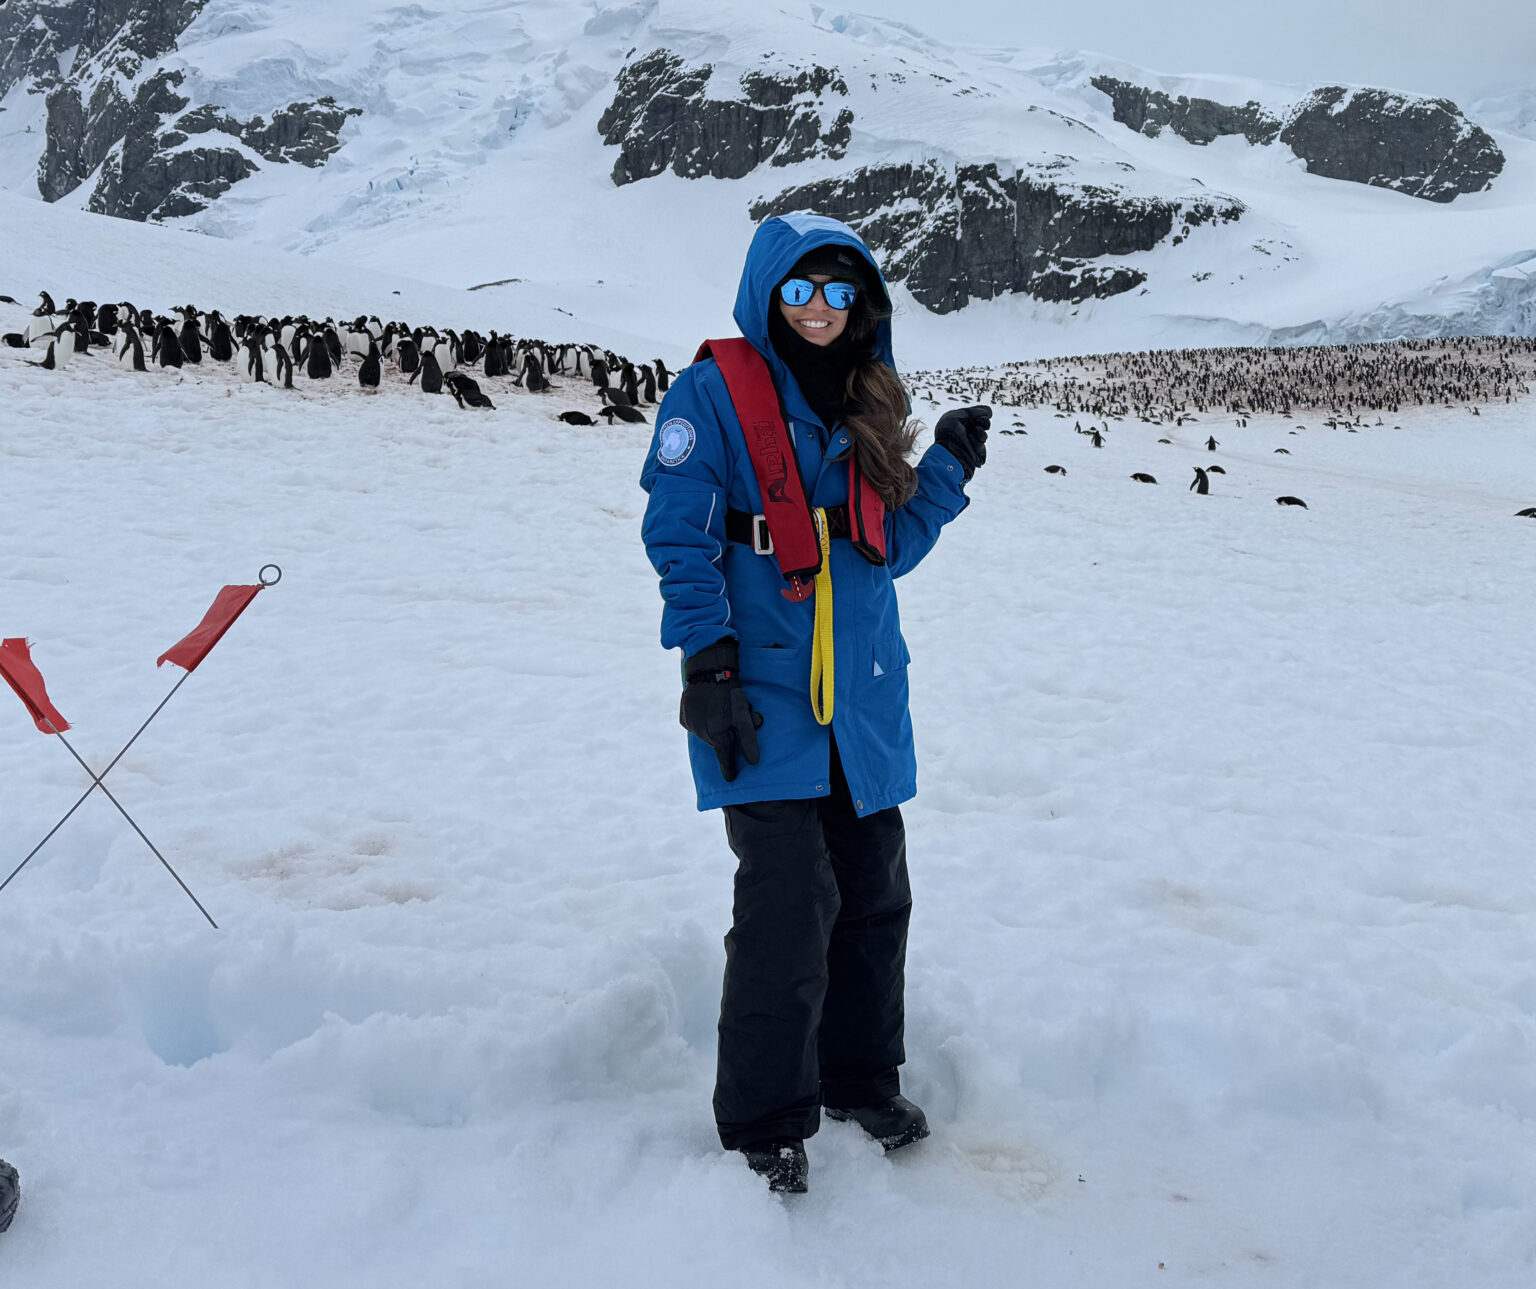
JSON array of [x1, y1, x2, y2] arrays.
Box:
[[640, 213, 990, 1193]]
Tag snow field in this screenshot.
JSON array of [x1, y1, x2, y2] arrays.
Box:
[[2, 292, 1535, 1285]]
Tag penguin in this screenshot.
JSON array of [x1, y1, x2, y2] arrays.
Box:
[[483, 333, 506, 379], [357, 334, 382, 390], [410, 349, 444, 394], [27, 340, 59, 370], [1043, 465, 1066, 475], [116, 323, 147, 372], [1206, 436, 1218, 450], [396, 337, 420, 374], [1275, 496, 1308, 508], [152, 321, 184, 368], [1130, 472, 1157, 484], [521, 352, 550, 393], [654, 358, 671, 393], [557, 410, 596, 426], [1, 333, 26, 347], [261, 333, 293, 388], [599, 404, 647, 424], [444, 371, 494, 409], [600, 386, 634, 407], [207, 314, 234, 361], [238, 335, 265, 383], [640, 363, 657, 403], [34, 290, 57, 317], [1088, 428, 1104, 448], [590, 358, 610, 390], [1514, 507, 1536, 518], [1206, 465, 1226, 474], [1273, 448, 1290, 455], [619, 361, 640, 406], [323, 325, 343, 367], [1190, 467, 1209, 495], [179, 315, 204, 364], [304, 334, 333, 379]]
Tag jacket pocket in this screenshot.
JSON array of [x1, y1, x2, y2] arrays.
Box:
[[870, 632, 911, 679]]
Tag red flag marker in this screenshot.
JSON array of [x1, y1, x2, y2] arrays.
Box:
[[3, 565, 280, 925], [0, 639, 71, 734], [157, 584, 264, 672]]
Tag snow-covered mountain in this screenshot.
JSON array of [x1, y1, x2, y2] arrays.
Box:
[[1, 0, 1533, 359]]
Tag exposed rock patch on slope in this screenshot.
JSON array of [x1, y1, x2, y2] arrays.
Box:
[[0, 0, 207, 101], [69, 69, 359, 221], [598, 49, 853, 184], [8, 0, 359, 218], [1092, 75, 1504, 202], [750, 160, 1243, 313], [1090, 77, 1280, 146], [1279, 88, 1504, 203]]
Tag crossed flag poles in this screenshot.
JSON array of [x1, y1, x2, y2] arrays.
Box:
[[0, 566, 281, 929]]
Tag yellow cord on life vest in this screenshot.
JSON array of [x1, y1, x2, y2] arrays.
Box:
[[809, 507, 834, 726]]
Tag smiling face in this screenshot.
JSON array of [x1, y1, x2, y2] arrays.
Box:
[[777, 274, 851, 347]]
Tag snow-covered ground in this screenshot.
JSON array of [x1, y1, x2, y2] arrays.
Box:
[[2, 183, 1535, 1289]]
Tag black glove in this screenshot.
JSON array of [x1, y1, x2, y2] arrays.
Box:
[[934, 405, 991, 480], [679, 638, 762, 782]]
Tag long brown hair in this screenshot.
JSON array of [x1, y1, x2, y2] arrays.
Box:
[[841, 294, 920, 510]]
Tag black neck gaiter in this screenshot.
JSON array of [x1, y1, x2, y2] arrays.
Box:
[[768, 307, 858, 432]]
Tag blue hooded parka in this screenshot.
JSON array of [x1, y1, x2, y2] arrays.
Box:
[[640, 214, 970, 816]]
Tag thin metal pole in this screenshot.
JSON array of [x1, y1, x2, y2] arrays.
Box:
[[50, 728, 218, 930], [0, 783, 97, 894], [0, 671, 195, 897]]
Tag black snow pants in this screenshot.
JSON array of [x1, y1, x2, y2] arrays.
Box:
[[714, 740, 912, 1150]]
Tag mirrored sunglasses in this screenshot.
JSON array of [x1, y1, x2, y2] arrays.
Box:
[[779, 278, 859, 310]]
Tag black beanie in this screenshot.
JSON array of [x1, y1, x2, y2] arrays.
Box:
[[787, 244, 866, 283]]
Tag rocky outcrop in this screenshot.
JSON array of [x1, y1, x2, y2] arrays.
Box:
[[174, 98, 361, 168], [1091, 76, 1279, 145], [751, 161, 1243, 313], [10, 0, 359, 218], [598, 49, 853, 184], [1093, 75, 1505, 202], [76, 72, 362, 220], [0, 0, 208, 101], [82, 70, 255, 221], [1280, 87, 1503, 203]]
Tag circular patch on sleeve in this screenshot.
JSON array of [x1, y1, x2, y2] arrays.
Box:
[[657, 417, 697, 467]]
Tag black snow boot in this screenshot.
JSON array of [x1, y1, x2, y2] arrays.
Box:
[[740, 1139, 808, 1194], [0, 1158, 18, 1233], [825, 1095, 930, 1151]]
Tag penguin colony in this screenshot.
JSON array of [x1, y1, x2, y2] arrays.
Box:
[[0, 291, 672, 425], [911, 338, 1536, 421], [903, 337, 1536, 519], [908, 337, 1536, 517], [8, 294, 1536, 518]]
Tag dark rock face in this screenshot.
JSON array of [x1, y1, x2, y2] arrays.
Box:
[[238, 99, 361, 168], [1093, 74, 1505, 203], [599, 49, 853, 185], [751, 162, 1243, 313], [0, 0, 209, 101], [1280, 87, 1503, 202], [1091, 76, 1280, 145], [84, 70, 256, 221], [77, 72, 361, 220], [9, 0, 359, 219]]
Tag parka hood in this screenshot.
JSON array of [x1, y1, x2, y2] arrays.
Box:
[[732, 215, 895, 403]]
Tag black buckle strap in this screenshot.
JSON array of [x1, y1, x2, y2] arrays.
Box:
[[726, 506, 850, 555]]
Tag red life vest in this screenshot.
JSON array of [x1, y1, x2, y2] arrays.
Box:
[[694, 338, 887, 601]]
